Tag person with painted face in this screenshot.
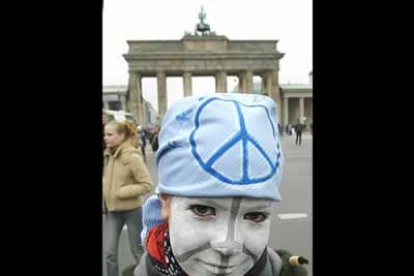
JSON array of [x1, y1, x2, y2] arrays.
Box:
[[104, 120, 154, 276], [134, 93, 308, 276]]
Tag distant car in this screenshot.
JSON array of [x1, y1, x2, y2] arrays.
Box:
[[103, 109, 137, 125]]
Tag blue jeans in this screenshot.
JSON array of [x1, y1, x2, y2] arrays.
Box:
[[105, 208, 143, 276]]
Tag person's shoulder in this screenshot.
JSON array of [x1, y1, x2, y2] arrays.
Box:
[[121, 147, 144, 163], [128, 151, 144, 161]]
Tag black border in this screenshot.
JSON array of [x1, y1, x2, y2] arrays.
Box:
[[13, 2, 104, 275], [312, 0, 393, 274]]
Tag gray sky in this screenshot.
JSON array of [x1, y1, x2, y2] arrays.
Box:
[[103, 0, 312, 110]]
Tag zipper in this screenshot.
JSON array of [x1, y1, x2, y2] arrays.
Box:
[[109, 156, 117, 210]]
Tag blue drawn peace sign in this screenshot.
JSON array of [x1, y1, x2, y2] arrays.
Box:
[[190, 97, 282, 185]]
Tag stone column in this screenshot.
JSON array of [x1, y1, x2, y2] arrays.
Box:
[[120, 94, 127, 112], [103, 100, 110, 110], [245, 70, 253, 93], [215, 71, 227, 93], [283, 97, 289, 126], [183, 72, 192, 97], [299, 97, 305, 122], [238, 72, 245, 93], [157, 71, 167, 118], [272, 70, 282, 122], [264, 70, 272, 97], [128, 72, 143, 125], [264, 69, 282, 122]]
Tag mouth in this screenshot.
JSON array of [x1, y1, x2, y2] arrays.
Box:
[[198, 261, 237, 274]]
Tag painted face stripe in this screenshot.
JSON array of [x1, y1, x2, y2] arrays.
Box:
[[217, 197, 242, 274], [226, 197, 241, 242], [175, 243, 210, 263], [217, 255, 229, 276], [242, 246, 259, 263]]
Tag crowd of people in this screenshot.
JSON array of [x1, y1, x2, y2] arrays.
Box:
[[277, 121, 313, 146], [136, 125, 160, 156]]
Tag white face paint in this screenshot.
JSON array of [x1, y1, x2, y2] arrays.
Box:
[[168, 196, 274, 276]]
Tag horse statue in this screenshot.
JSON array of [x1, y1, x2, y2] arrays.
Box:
[[195, 6, 211, 35]]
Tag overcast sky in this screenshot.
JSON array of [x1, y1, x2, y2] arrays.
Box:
[[103, 0, 312, 110]]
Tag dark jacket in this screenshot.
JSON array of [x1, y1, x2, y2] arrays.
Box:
[[295, 124, 304, 133], [150, 132, 159, 152]]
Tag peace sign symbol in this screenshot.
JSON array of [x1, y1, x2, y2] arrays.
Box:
[[190, 97, 282, 185]]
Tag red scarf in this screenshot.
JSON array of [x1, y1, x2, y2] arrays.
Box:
[[146, 221, 169, 265], [146, 222, 188, 276]]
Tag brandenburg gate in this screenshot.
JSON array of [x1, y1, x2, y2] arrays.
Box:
[[123, 8, 284, 125]]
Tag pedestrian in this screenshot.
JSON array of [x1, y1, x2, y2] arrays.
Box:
[[103, 119, 154, 276], [150, 127, 160, 153], [141, 128, 147, 161], [294, 121, 303, 146], [137, 125, 147, 162], [133, 93, 308, 276]]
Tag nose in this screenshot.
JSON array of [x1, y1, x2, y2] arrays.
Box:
[[209, 198, 244, 256], [210, 240, 243, 256]]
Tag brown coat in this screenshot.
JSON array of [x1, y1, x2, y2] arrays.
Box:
[[103, 142, 153, 211]]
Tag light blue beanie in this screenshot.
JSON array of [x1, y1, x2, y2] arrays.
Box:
[[156, 93, 284, 201]]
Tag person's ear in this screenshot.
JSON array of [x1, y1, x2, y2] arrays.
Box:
[[160, 194, 171, 220]]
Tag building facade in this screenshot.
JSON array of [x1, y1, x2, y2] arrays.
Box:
[[111, 8, 311, 128], [123, 34, 285, 125], [232, 72, 313, 130], [103, 85, 158, 126]]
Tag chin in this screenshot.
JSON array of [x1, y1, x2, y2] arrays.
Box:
[[183, 259, 251, 276]]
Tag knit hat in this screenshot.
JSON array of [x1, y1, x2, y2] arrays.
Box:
[[141, 194, 164, 244], [156, 93, 284, 201]]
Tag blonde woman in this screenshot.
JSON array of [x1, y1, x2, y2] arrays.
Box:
[[103, 120, 154, 276]]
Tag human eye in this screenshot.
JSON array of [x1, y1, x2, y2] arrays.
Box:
[[244, 212, 268, 223], [189, 205, 216, 217]]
